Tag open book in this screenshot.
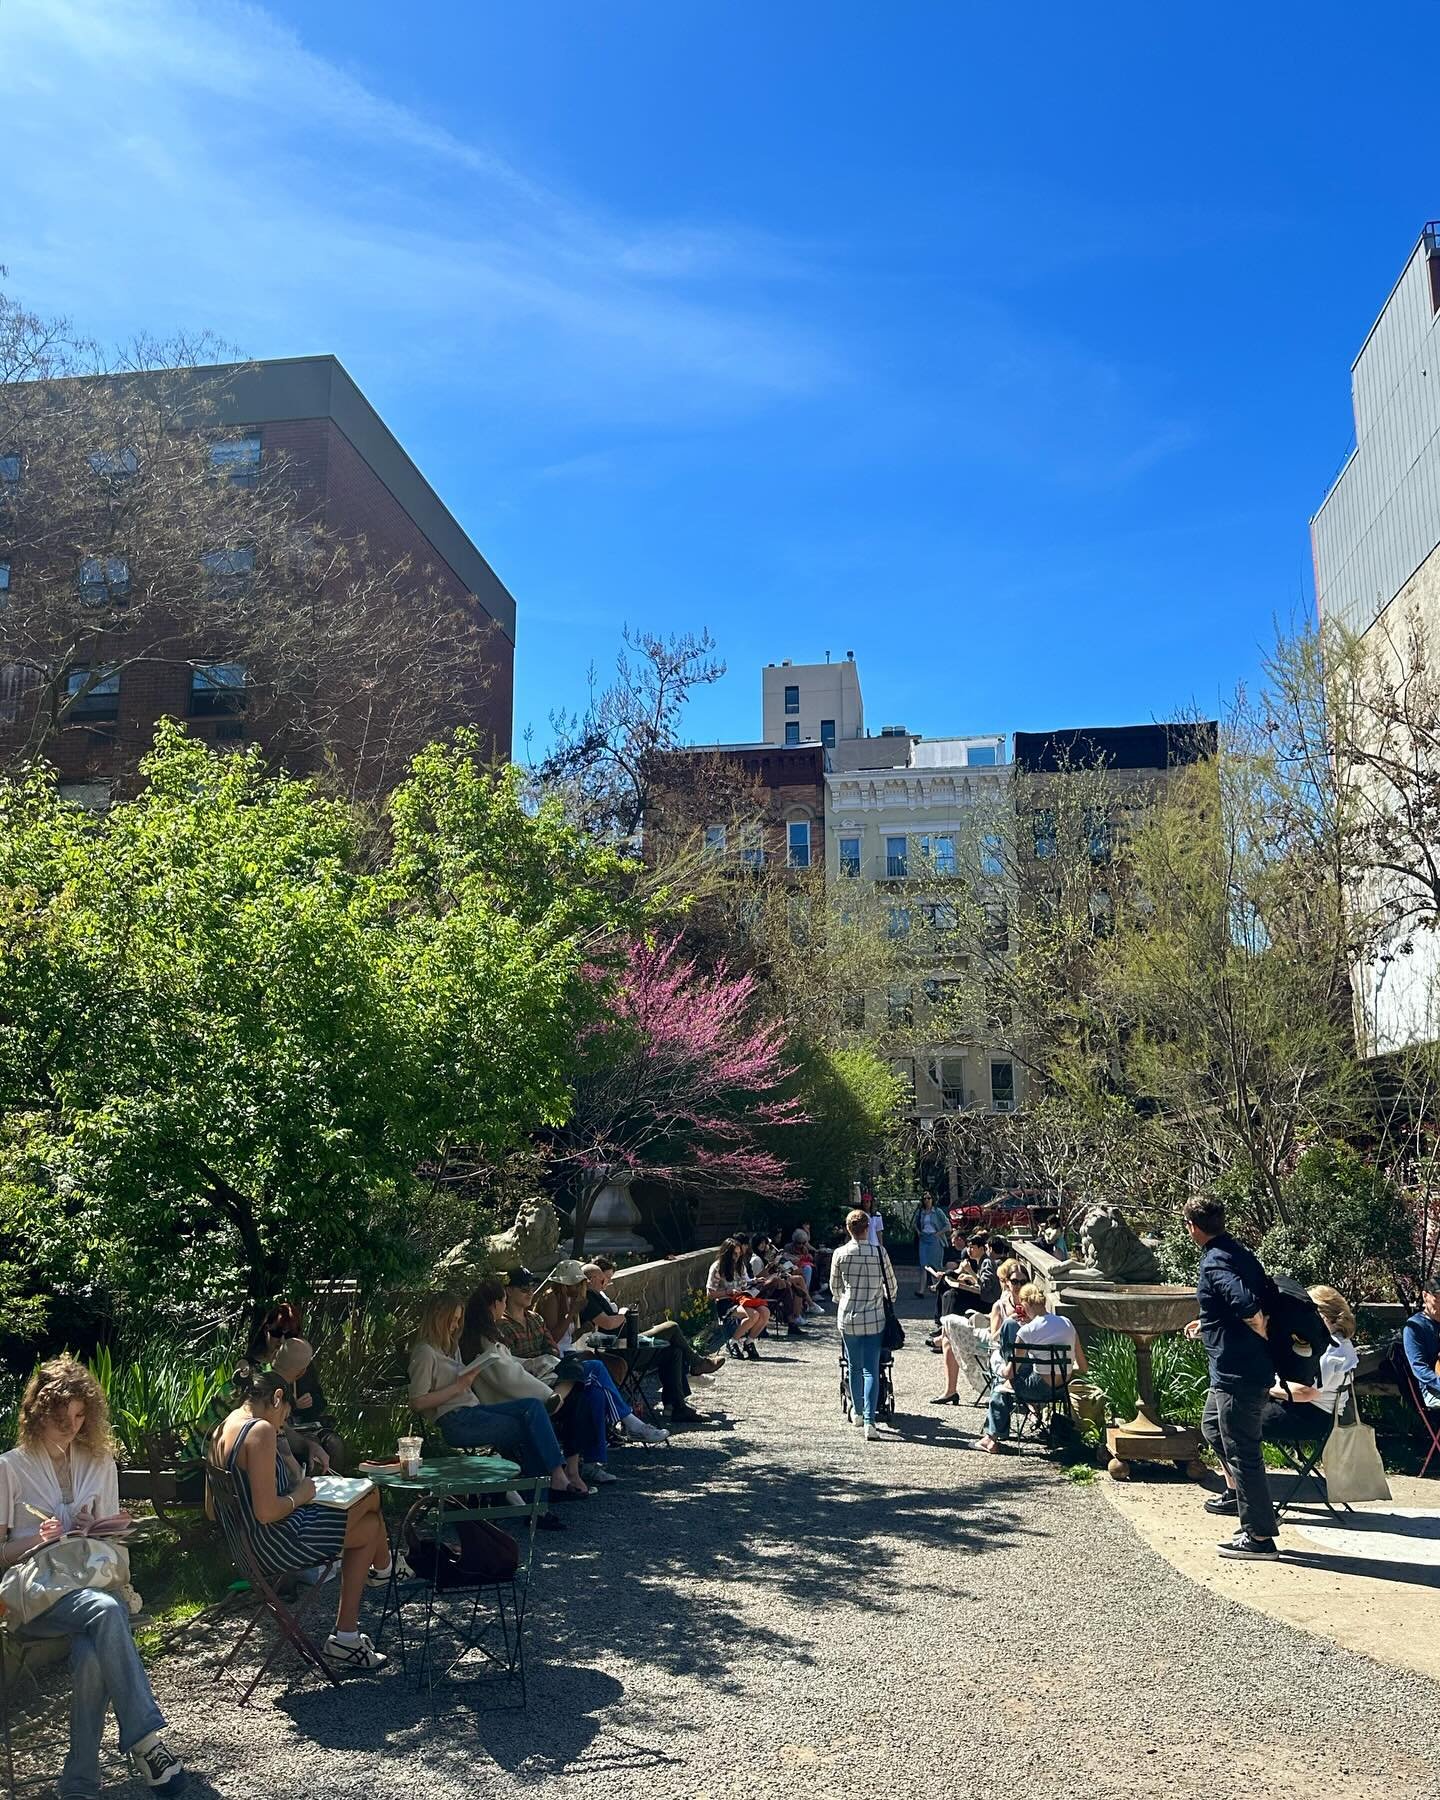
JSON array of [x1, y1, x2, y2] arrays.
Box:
[[308, 1475, 377, 1511]]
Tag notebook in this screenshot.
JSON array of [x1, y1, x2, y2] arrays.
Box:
[[308, 1475, 376, 1511]]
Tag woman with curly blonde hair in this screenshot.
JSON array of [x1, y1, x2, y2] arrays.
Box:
[[0, 1356, 184, 1793]]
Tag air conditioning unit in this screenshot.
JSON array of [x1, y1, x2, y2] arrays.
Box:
[[879, 724, 908, 737]]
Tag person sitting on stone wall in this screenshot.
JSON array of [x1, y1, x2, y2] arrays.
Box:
[[579, 1263, 711, 1424], [705, 1239, 771, 1360]]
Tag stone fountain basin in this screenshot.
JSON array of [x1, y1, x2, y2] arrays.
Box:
[[1074, 1285, 1198, 1336]]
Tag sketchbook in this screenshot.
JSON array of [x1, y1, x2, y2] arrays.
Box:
[[308, 1475, 376, 1510]]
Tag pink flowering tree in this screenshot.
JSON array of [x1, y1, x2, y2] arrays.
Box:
[[551, 938, 807, 1252]]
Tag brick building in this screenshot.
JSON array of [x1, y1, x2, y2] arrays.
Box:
[[0, 355, 516, 799]]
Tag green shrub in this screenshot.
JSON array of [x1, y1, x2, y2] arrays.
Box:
[[1083, 1330, 1209, 1427]]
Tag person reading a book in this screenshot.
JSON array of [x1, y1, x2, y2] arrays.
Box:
[[0, 1357, 185, 1794], [408, 1296, 591, 1513], [212, 1365, 393, 1674]]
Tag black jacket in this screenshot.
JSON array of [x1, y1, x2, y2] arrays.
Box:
[[1197, 1233, 1276, 1394]]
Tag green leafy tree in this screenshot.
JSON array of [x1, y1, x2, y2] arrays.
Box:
[[0, 724, 641, 1337]]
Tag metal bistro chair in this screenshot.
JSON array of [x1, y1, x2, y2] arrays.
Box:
[[203, 1458, 340, 1705], [1271, 1377, 1358, 1520], [1396, 1350, 1440, 1479], [0, 1613, 45, 1800], [1011, 1343, 1073, 1443]]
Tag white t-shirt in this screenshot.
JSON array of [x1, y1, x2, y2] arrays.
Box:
[[866, 1212, 884, 1247], [1015, 1312, 1078, 1386], [1311, 1337, 1359, 1413]]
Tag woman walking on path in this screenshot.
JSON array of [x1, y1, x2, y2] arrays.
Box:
[[911, 1198, 950, 1297], [831, 1208, 899, 1441]]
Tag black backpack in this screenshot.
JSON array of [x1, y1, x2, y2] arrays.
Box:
[[1267, 1275, 1333, 1390]]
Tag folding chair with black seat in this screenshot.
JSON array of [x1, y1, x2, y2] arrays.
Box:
[[1270, 1378, 1356, 1520], [203, 1459, 340, 1705], [1396, 1352, 1440, 1478], [939, 1313, 996, 1410], [1011, 1343, 1073, 1444]]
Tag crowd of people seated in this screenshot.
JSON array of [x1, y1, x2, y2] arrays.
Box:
[[704, 1233, 830, 1356]]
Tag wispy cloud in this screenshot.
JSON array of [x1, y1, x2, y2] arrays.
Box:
[[2, 0, 832, 429]]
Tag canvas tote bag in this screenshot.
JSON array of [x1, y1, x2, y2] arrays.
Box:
[[1321, 1390, 1391, 1504]]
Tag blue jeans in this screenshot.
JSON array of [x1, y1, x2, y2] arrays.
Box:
[[440, 1398, 564, 1476], [19, 1589, 165, 1800], [844, 1332, 884, 1423], [985, 1377, 1057, 1441]]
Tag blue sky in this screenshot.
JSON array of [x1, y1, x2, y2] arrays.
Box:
[[4, 1, 1436, 751]]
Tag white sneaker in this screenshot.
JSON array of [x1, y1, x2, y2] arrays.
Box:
[[323, 1630, 388, 1673], [129, 1735, 184, 1789], [367, 1548, 415, 1586], [583, 1463, 618, 1484], [621, 1414, 669, 1445], [864, 1422, 880, 1441]]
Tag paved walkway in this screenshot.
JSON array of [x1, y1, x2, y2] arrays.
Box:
[[24, 1297, 1440, 1799]]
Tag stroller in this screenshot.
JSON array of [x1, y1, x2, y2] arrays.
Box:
[[838, 1341, 896, 1423]]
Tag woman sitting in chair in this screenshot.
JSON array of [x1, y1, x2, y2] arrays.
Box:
[[212, 1364, 393, 1673], [977, 1282, 1085, 1452], [705, 1239, 771, 1360], [0, 1359, 185, 1794], [409, 1295, 594, 1516], [1206, 1286, 1360, 1520]]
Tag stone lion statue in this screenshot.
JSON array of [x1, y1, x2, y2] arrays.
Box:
[[1080, 1205, 1162, 1285], [485, 1197, 563, 1272]]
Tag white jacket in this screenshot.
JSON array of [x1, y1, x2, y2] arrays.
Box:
[[466, 1341, 554, 1407]]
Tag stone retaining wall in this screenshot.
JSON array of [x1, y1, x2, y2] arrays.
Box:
[[604, 1247, 720, 1327]]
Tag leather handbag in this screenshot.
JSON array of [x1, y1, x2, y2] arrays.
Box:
[[877, 1248, 906, 1351]]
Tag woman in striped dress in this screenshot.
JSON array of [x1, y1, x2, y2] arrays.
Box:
[[211, 1365, 392, 1672]]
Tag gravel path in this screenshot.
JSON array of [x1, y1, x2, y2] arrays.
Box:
[[15, 1296, 1440, 1799]]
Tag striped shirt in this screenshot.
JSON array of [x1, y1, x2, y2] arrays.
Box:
[[831, 1239, 899, 1337]]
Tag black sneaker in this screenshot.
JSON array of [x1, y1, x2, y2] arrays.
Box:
[[130, 1737, 185, 1790], [745, 1342, 760, 1361], [1217, 1531, 1278, 1561], [667, 1404, 705, 1424], [1204, 1491, 1239, 1515]]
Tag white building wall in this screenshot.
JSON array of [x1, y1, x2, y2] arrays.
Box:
[[1313, 232, 1440, 636]]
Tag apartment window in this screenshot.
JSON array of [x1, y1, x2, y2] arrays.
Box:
[[838, 835, 861, 877], [740, 823, 764, 868], [888, 985, 914, 1028], [87, 447, 140, 479], [784, 683, 800, 715], [820, 718, 836, 749], [842, 992, 865, 1030], [0, 561, 9, 602], [787, 896, 811, 946], [923, 976, 963, 1012], [885, 835, 908, 879], [190, 661, 248, 716], [991, 1059, 1016, 1113], [77, 556, 129, 606], [1090, 888, 1114, 937], [1032, 809, 1057, 860], [968, 744, 997, 767], [1086, 807, 1112, 863], [0, 452, 20, 489], [201, 546, 256, 580], [209, 435, 261, 483], [982, 900, 1010, 954], [980, 833, 1004, 879], [704, 823, 728, 855], [889, 1057, 917, 1101], [785, 722, 800, 746], [64, 666, 121, 721], [920, 833, 955, 875], [787, 819, 811, 868], [935, 1055, 967, 1111], [922, 901, 959, 938], [886, 905, 911, 940]]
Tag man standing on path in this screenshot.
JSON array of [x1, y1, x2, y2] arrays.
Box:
[[1182, 1195, 1281, 1562]]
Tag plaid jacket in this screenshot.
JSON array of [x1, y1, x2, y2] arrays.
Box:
[[831, 1240, 898, 1337]]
